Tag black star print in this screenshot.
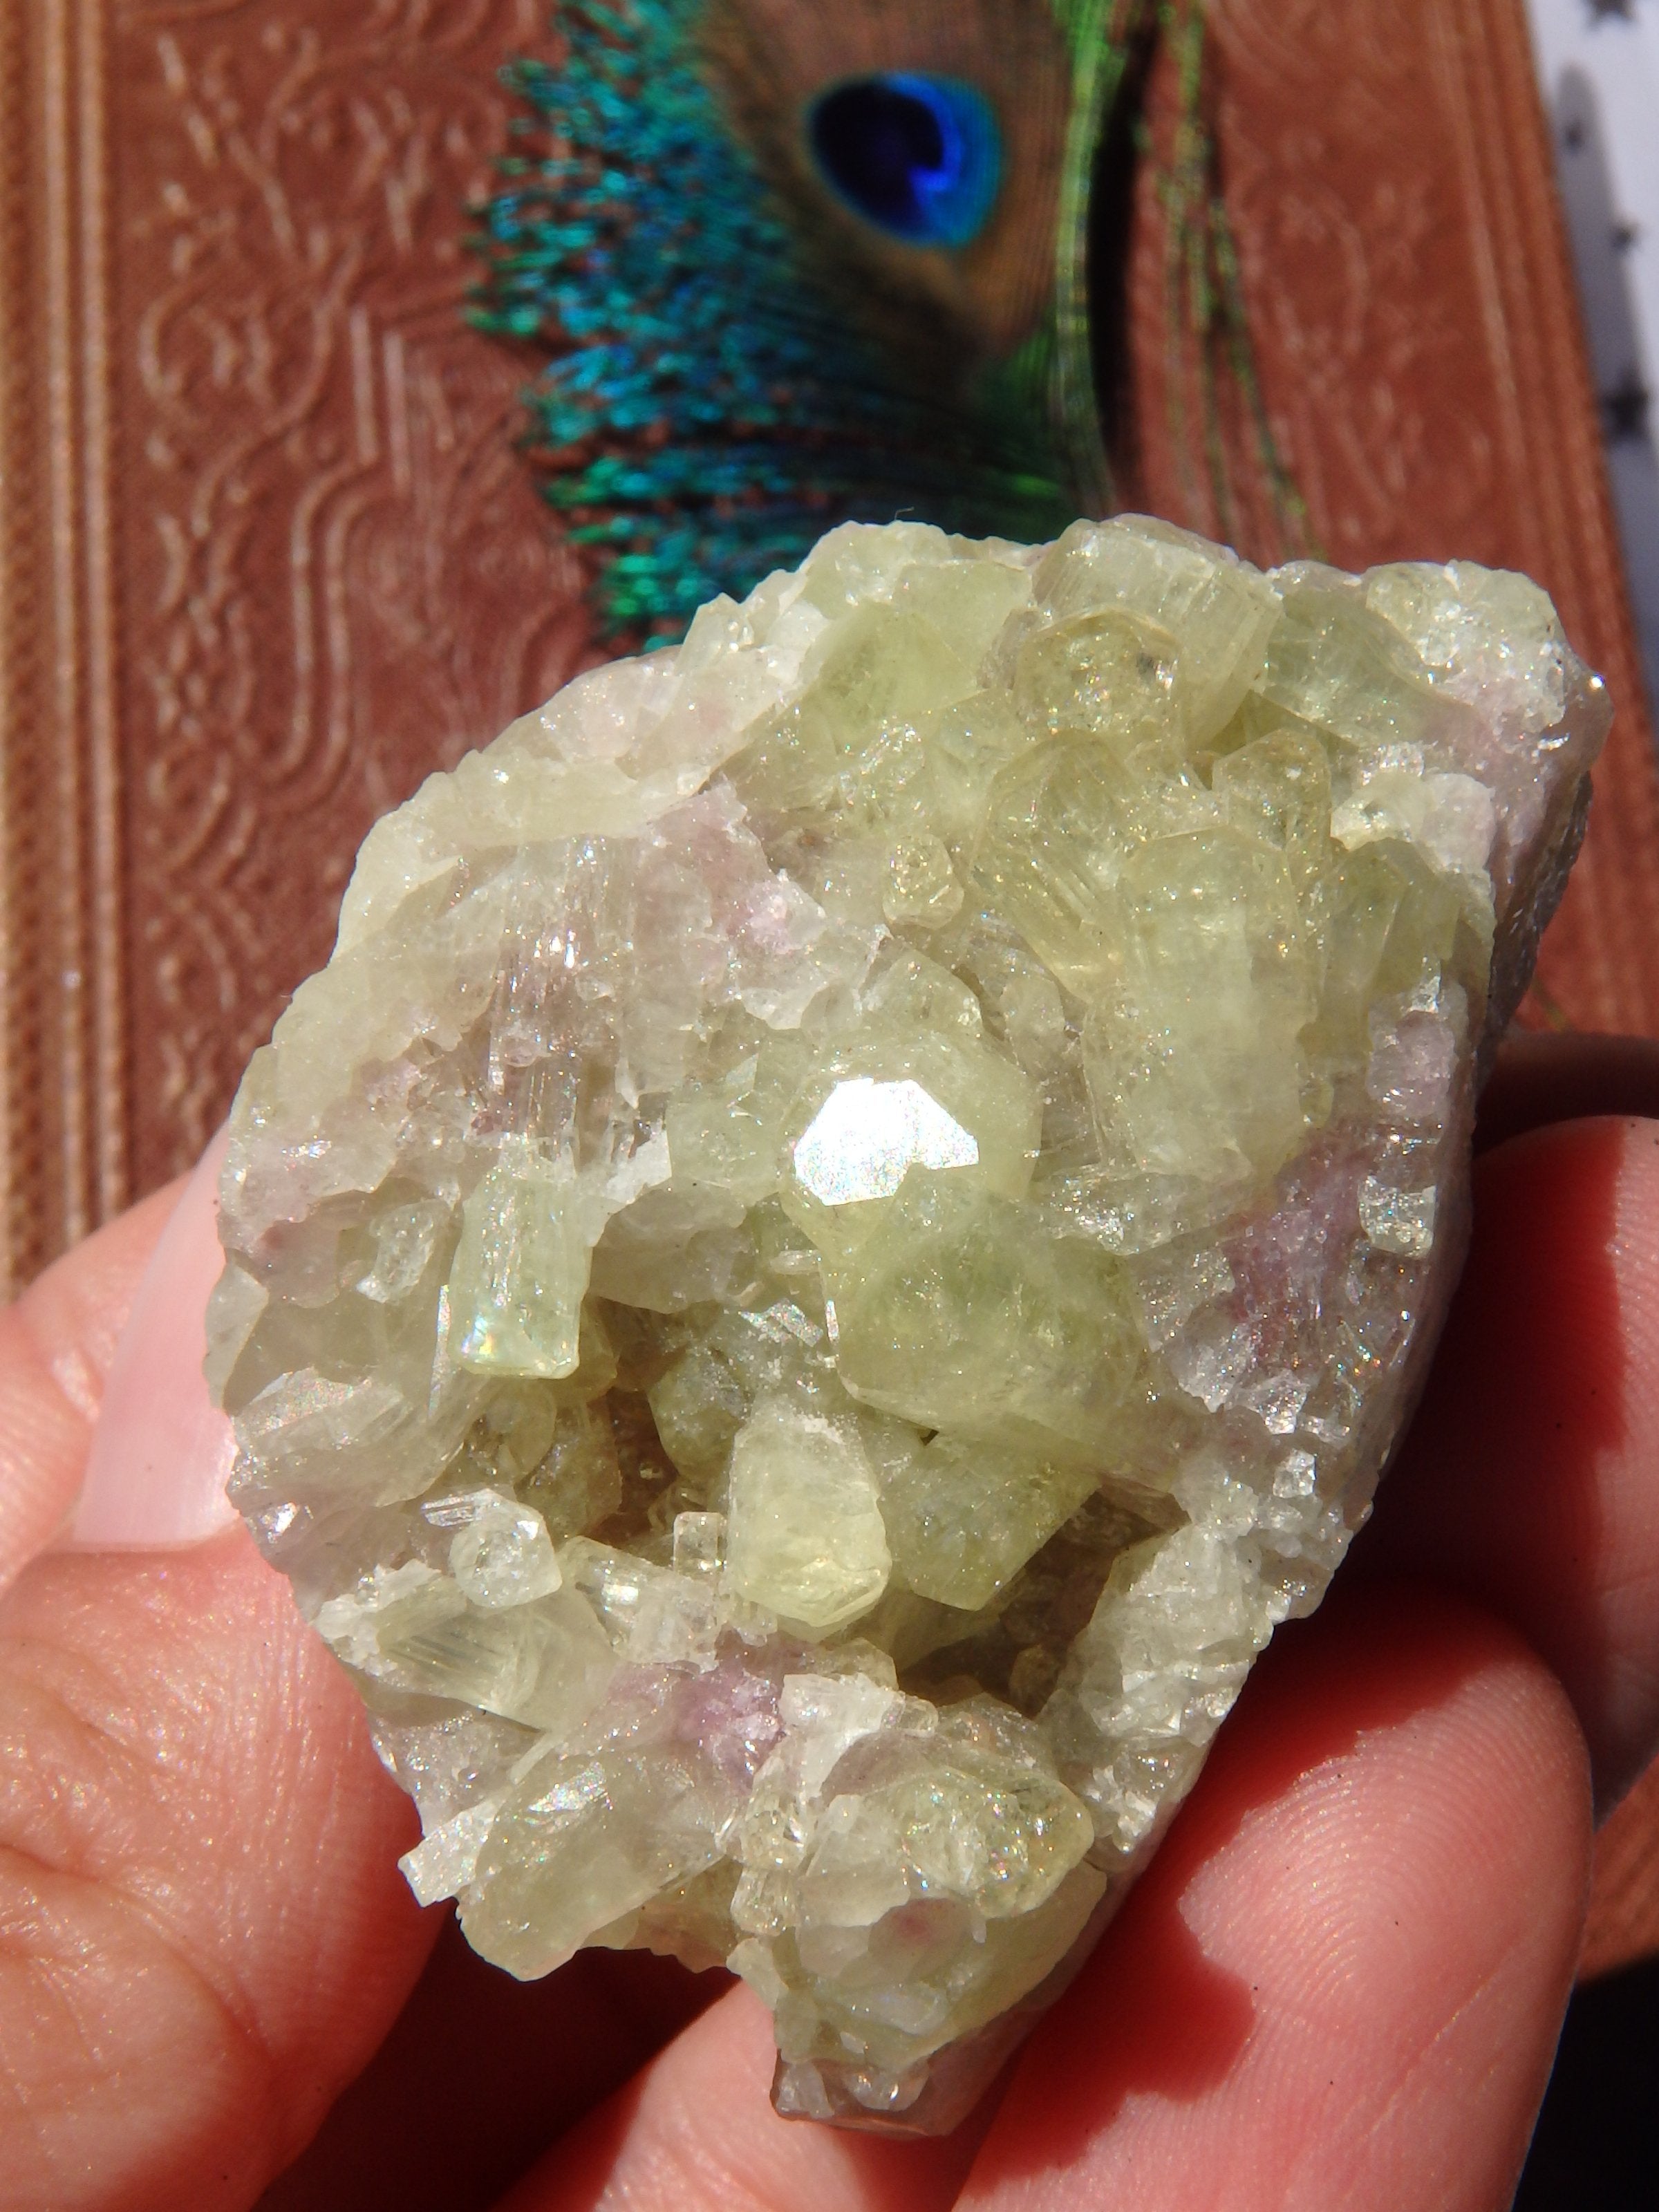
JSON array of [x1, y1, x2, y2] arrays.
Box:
[[1612, 218, 1642, 252], [1583, 0, 1637, 22], [1602, 369, 1652, 444], [1563, 118, 1588, 152]]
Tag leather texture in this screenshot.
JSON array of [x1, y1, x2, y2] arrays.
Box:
[[0, 0, 594, 1289]]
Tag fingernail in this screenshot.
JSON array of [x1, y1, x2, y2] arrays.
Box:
[[68, 1128, 240, 1548]]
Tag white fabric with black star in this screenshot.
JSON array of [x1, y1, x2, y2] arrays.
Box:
[[1527, 0, 1659, 708]]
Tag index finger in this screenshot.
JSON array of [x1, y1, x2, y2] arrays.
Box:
[[0, 1180, 180, 1593]]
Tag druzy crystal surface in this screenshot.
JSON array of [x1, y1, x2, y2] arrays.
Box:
[[210, 518, 1608, 2130]]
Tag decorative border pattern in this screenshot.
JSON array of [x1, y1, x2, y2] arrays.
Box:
[[0, 0, 125, 1292]]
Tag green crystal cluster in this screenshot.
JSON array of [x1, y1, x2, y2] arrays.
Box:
[[211, 518, 1606, 2130]]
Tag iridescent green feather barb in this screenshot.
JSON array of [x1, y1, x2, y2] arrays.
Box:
[[471, 0, 1300, 636]]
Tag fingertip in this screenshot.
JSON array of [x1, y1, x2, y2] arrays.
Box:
[[959, 1588, 1592, 2212], [0, 1178, 182, 1592], [68, 1129, 238, 1551], [0, 1524, 436, 2209], [503, 1974, 986, 2212]]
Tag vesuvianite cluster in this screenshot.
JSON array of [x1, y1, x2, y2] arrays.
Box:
[[211, 518, 1606, 2128]]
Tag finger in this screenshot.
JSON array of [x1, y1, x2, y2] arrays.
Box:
[[1476, 1033, 1659, 1154], [256, 1922, 724, 2212], [501, 1589, 1588, 2212], [496, 1976, 987, 2212], [0, 1185, 435, 2209], [10, 1075, 1628, 2212], [0, 1533, 434, 2212], [0, 1200, 726, 2212], [1357, 1114, 1659, 1808], [67, 1129, 238, 1550], [494, 1102, 1644, 2207], [343, 1101, 1659, 2208], [0, 1179, 180, 1591], [955, 1589, 1590, 2212]]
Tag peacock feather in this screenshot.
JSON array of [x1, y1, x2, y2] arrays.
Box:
[[473, 0, 1299, 637]]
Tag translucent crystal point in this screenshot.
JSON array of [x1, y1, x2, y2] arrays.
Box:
[[212, 516, 1608, 2134]]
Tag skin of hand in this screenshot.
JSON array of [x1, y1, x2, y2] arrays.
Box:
[[1, 1033, 1656, 2212]]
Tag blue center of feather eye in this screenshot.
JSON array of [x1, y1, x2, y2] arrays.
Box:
[[809, 75, 1002, 250]]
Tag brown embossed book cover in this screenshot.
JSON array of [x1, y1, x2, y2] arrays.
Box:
[[3, 0, 1659, 1973]]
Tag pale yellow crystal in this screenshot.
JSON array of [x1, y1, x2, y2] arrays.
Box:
[[1031, 514, 1282, 742], [882, 834, 964, 928], [827, 1172, 1140, 1456], [449, 1141, 591, 1380], [880, 1438, 1100, 1611], [724, 1399, 892, 1631], [1013, 608, 1183, 752], [315, 1565, 615, 1734], [432, 1488, 563, 1609], [214, 515, 1608, 2135], [1082, 825, 1318, 1204], [462, 1744, 726, 1978]]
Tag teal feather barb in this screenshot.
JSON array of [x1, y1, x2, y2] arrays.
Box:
[[471, 0, 1301, 637]]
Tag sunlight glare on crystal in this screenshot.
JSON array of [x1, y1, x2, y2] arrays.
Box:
[[792, 1076, 981, 1207]]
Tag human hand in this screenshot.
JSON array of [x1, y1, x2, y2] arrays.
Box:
[[3, 1034, 1657, 2212]]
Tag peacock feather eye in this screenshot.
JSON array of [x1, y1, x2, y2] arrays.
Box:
[[808, 74, 1001, 249], [471, 1, 1302, 638]]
